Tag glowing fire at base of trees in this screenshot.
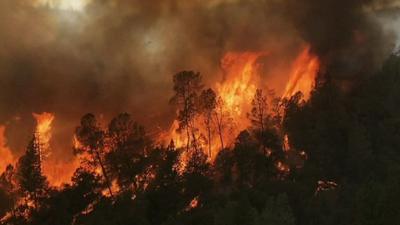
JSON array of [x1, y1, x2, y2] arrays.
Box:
[[0, 45, 320, 189], [0, 43, 320, 196], [161, 45, 320, 168], [0, 126, 14, 173], [0, 44, 399, 225]]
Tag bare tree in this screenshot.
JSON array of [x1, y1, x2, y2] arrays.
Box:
[[170, 71, 203, 151], [248, 89, 271, 155], [249, 89, 268, 133], [199, 88, 217, 157], [214, 97, 229, 150]]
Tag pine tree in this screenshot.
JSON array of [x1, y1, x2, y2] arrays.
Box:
[[16, 136, 48, 204]]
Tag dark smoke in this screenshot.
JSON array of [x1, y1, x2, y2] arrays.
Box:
[[287, 0, 397, 80], [0, 0, 398, 159]]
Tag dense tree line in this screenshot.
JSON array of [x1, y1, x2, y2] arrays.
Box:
[[0, 55, 400, 225]]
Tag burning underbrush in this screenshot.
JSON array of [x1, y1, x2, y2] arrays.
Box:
[[1, 46, 399, 225], [159, 45, 319, 172], [0, 44, 321, 223], [0, 44, 320, 185]]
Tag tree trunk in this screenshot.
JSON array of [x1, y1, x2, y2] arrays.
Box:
[[218, 123, 224, 150], [95, 150, 114, 198], [191, 130, 199, 152], [186, 126, 190, 151], [207, 125, 212, 158]]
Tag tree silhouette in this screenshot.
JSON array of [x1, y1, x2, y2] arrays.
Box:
[[248, 89, 283, 157], [0, 164, 18, 218], [170, 71, 203, 151], [199, 88, 217, 157], [2, 55, 400, 225], [16, 136, 48, 205], [214, 97, 230, 150], [106, 113, 151, 193], [74, 114, 114, 198], [249, 89, 268, 134]]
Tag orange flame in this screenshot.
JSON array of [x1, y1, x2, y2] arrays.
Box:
[[276, 161, 290, 173], [160, 51, 266, 162], [185, 196, 199, 211], [282, 46, 320, 101], [161, 46, 320, 167], [43, 158, 80, 187], [0, 126, 14, 173], [215, 51, 267, 146], [32, 112, 55, 157], [32, 112, 77, 187], [217, 51, 266, 120]]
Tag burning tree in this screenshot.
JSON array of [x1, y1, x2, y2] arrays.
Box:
[[32, 113, 54, 162], [74, 114, 114, 198], [213, 96, 231, 151], [16, 136, 48, 205], [248, 89, 282, 156], [249, 89, 269, 135], [170, 71, 203, 151], [105, 113, 151, 193], [0, 165, 18, 218], [198, 88, 217, 158]]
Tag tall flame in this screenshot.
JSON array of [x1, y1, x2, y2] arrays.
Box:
[[32, 112, 75, 187], [161, 51, 266, 160], [217, 52, 266, 120], [282, 46, 320, 100], [44, 158, 80, 187], [32, 112, 55, 157], [161, 46, 320, 164], [0, 126, 14, 172]]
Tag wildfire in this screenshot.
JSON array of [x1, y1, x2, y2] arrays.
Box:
[[32, 112, 77, 187], [170, 53, 263, 140], [185, 196, 199, 211], [315, 180, 338, 195], [43, 158, 80, 187], [163, 120, 187, 149], [160, 45, 320, 173], [217, 51, 266, 120], [276, 161, 290, 173], [283, 134, 290, 152], [0, 126, 14, 172], [282, 46, 320, 101], [32, 112, 55, 158]]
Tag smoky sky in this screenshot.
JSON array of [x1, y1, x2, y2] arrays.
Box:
[[0, 0, 398, 158], [287, 0, 398, 79]]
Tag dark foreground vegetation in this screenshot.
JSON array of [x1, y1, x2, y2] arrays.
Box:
[[1, 54, 400, 225]]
